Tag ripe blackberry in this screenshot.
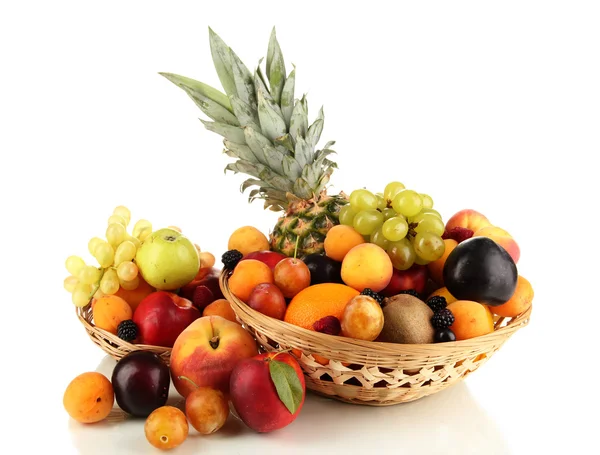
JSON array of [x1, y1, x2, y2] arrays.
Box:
[[426, 296, 447, 312], [222, 249, 243, 270], [397, 289, 420, 298], [117, 320, 138, 342], [360, 288, 384, 305], [431, 308, 455, 330]]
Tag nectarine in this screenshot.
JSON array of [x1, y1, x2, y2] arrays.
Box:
[[473, 226, 520, 264], [445, 209, 492, 237]]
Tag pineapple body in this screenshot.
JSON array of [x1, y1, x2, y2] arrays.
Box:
[[270, 192, 347, 257]]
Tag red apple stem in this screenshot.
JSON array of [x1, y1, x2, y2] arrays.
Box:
[[178, 375, 199, 389]]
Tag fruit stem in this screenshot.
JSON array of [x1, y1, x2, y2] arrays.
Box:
[[293, 235, 300, 260], [209, 336, 220, 349], [178, 375, 199, 389], [88, 268, 106, 301]]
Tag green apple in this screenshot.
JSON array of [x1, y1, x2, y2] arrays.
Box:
[[135, 228, 200, 290]]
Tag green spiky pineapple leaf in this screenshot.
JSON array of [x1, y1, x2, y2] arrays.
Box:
[[158, 72, 232, 112], [266, 28, 286, 104], [208, 28, 237, 98]]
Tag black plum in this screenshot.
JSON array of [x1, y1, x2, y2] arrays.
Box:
[[302, 254, 343, 285]]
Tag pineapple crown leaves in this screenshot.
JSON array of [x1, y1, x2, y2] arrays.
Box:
[[159, 26, 337, 212]]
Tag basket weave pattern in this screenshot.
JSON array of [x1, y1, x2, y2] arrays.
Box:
[[220, 271, 531, 406]]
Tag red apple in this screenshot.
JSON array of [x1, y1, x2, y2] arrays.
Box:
[[170, 316, 259, 398], [133, 291, 201, 347], [178, 267, 224, 311], [381, 264, 429, 297], [241, 250, 287, 271], [230, 352, 306, 433]]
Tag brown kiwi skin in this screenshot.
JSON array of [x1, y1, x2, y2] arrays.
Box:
[[377, 294, 435, 344]]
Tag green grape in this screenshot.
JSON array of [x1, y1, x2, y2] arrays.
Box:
[[392, 189, 422, 217], [117, 261, 139, 282], [376, 195, 386, 210], [132, 219, 152, 240], [420, 208, 443, 219], [107, 214, 127, 227], [106, 222, 126, 247], [349, 189, 379, 211], [370, 227, 390, 250], [339, 204, 358, 226], [413, 255, 430, 265], [88, 237, 104, 255], [382, 217, 409, 242], [72, 283, 92, 307], [114, 240, 137, 266], [94, 242, 115, 268], [119, 275, 140, 291], [413, 232, 445, 262], [414, 214, 445, 237], [420, 194, 434, 209], [78, 265, 102, 285], [383, 181, 405, 202], [63, 276, 79, 293], [382, 208, 397, 220], [113, 205, 131, 225], [100, 268, 120, 295], [65, 255, 85, 277], [353, 209, 384, 236], [386, 238, 416, 270]]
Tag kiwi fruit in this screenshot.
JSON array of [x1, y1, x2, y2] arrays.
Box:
[[378, 294, 435, 344]]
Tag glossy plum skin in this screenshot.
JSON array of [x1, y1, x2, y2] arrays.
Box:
[[111, 351, 170, 417], [302, 254, 343, 285]]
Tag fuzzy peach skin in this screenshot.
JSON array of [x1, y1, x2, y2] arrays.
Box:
[[170, 316, 259, 399], [473, 226, 520, 264], [445, 209, 492, 234]]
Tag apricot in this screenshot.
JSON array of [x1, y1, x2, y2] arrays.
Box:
[[203, 299, 238, 323], [447, 300, 495, 340], [340, 295, 384, 341], [489, 275, 533, 317], [63, 372, 114, 424], [228, 226, 270, 256], [428, 286, 457, 304], [229, 259, 274, 302], [144, 406, 188, 450], [114, 276, 155, 312], [427, 239, 458, 286], [341, 243, 393, 292], [324, 225, 365, 262], [92, 295, 132, 334]]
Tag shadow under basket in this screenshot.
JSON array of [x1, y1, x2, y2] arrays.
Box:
[[219, 270, 532, 407], [76, 304, 172, 366]]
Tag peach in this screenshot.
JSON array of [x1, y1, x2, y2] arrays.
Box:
[[340, 295, 384, 341], [341, 243, 393, 292], [170, 316, 259, 398], [447, 300, 495, 340], [445, 209, 492, 236], [427, 239, 458, 286], [473, 226, 520, 264]]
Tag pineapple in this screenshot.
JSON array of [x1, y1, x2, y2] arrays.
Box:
[[160, 27, 347, 257]]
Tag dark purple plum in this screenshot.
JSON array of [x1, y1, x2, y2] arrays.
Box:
[[302, 254, 343, 285], [111, 351, 170, 417]]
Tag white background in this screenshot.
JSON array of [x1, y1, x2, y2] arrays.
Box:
[[1, 1, 598, 453]]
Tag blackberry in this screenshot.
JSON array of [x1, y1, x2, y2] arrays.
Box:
[[360, 288, 384, 305], [434, 328, 456, 343], [222, 249, 243, 270], [426, 295, 447, 312], [397, 289, 420, 298], [431, 308, 455, 329], [117, 320, 138, 342]]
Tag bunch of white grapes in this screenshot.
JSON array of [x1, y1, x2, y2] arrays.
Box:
[[339, 182, 446, 270], [63, 206, 153, 307]]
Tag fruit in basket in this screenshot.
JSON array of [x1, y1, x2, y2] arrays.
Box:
[[160, 28, 347, 258], [228, 259, 274, 302], [340, 295, 384, 341], [323, 225, 365, 262], [242, 250, 287, 271], [135, 228, 200, 291], [228, 226, 270, 256], [380, 264, 428, 297], [444, 236, 518, 306], [117, 319, 138, 342], [114, 276, 155, 312], [63, 372, 114, 424], [302, 253, 343, 285], [170, 316, 259, 398], [447, 300, 495, 340], [489, 275, 533, 317], [178, 267, 224, 311], [445, 209, 492, 238], [92, 295, 133, 335], [473, 226, 520, 264], [247, 283, 287, 320], [133, 291, 201, 347], [274, 257, 311, 298], [378, 294, 435, 344], [203, 299, 238, 323], [178, 377, 229, 435], [341, 243, 393, 292], [284, 283, 359, 331], [112, 351, 170, 417], [230, 352, 306, 433], [144, 406, 189, 450], [434, 328, 457, 343], [428, 286, 457, 304], [427, 238, 458, 286]]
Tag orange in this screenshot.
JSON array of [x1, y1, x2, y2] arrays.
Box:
[[203, 299, 238, 323], [228, 259, 273, 302], [284, 283, 359, 331], [63, 372, 114, 423], [228, 226, 270, 256], [489, 275, 533, 317], [324, 225, 365, 262], [92, 295, 132, 334]]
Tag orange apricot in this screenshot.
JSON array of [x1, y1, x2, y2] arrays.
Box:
[[228, 259, 274, 302], [341, 243, 393, 292], [447, 300, 495, 340], [427, 239, 458, 286], [489, 275, 533, 317], [92, 295, 132, 334], [324, 225, 365, 262], [228, 226, 270, 256], [203, 299, 238, 323], [63, 372, 114, 423], [428, 286, 457, 304], [114, 276, 155, 312]]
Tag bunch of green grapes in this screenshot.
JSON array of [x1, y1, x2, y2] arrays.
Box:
[[63, 206, 153, 307], [339, 182, 445, 270]]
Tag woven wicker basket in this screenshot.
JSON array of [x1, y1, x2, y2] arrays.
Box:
[[219, 270, 531, 406], [76, 304, 172, 365]]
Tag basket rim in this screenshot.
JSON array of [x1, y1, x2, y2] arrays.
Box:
[[219, 269, 531, 353]]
